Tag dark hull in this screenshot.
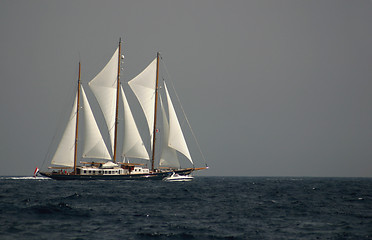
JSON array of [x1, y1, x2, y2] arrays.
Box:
[[39, 169, 194, 181]]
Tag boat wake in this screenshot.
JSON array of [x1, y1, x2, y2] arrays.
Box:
[[0, 176, 50, 180]]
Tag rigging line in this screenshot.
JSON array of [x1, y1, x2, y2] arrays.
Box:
[[159, 55, 207, 167]]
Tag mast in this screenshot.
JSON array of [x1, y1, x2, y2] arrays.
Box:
[[113, 38, 122, 163], [74, 62, 81, 174], [151, 52, 160, 171]]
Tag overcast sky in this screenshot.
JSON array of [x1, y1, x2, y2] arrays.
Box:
[[0, 0, 371, 177]]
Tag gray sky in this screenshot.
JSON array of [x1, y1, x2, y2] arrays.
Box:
[[0, 0, 371, 177]]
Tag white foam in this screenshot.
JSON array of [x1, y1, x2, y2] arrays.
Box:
[[1, 176, 50, 180]]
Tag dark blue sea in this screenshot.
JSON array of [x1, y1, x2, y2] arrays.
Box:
[[0, 177, 371, 239]]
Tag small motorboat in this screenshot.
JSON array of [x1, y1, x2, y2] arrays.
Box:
[[163, 172, 194, 182]]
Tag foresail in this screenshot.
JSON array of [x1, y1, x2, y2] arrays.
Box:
[[81, 86, 111, 160], [51, 93, 77, 167], [121, 86, 150, 160], [164, 83, 193, 164], [159, 95, 179, 168], [88, 48, 119, 155], [128, 58, 157, 144]]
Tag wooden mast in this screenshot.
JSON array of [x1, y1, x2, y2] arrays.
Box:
[[113, 38, 122, 163], [73, 62, 81, 174], [151, 52, 160, 171]]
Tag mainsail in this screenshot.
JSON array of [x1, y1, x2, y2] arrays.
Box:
[[121, 86, 150, 160], [88, 48, 119, 155], [51, 93, 78, 167], [81, 86, 111, 159]]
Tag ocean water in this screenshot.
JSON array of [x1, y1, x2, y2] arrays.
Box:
[[0, 177, 371, 240]]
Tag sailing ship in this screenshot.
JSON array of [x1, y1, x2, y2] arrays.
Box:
[[39, 39, 207, 180]]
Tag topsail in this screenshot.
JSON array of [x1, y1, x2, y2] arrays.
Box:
[[128, 58, 157, 146], [88, 48, 119, 155]]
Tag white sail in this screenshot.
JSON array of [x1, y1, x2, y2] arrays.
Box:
[[81, 86, 111, 159], [121, 86, 150, 160], [88, 48, 119, 154], [159, 95, 179, 168], [51, 94, 77, 167], [164, 83, 193, 164], [128, 58, 157, 143]]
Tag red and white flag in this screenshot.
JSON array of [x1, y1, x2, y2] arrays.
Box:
[[33, 167, 39, 177]]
